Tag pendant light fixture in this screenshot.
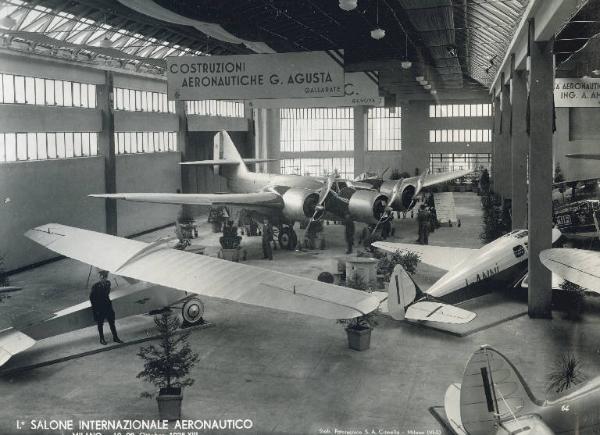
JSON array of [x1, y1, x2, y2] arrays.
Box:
[[401, 32, 412, 69], [370, 0, 385, 40]]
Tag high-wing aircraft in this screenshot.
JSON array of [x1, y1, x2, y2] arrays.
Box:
[[444, 345, 600, 434], [0, 223, 382, 368], [0, 223, 476, 368], [91, 130, 472, 250], [373, 228, 562, 305]]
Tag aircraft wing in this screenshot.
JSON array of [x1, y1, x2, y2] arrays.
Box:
[[421, 169, 474, 188], [405, 301, 476, 324], [372, 242, 477, 271], [89, 192, 284, 209], [540, 248, 600, 294], [25, 224, 381, 320], [0, 329, 36, 367], [497, 416, 555, 435]]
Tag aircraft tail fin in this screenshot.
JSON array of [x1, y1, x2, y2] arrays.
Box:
[[387, 265, 418, 320], [459, 346, 541, 435], [213, 130, 248, 177]]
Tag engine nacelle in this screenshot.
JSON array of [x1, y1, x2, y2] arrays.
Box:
[[379, 179, 418, 211], [281, 188, 319, 221], [397, 183, 417, 210], [348, 190, 388, 224]]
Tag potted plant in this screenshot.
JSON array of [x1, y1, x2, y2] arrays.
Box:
[[137, 311, 199, 420], [339, 274, 378, 351]]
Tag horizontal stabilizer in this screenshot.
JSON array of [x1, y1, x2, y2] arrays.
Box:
[[444, 383, 468, 435], [180, 159, 240, 166], [0, 329, 36, 367], [89, 192, 283, 208], [180, 158, 278, 166], [405, 301, 475, 324]]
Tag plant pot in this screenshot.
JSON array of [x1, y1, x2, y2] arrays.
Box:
[[157, 387, 182, 421], [346, 326, 371, 351]]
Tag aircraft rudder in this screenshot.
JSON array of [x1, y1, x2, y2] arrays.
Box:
[[387, 264, 418, 320], [459, 345, 540, 435]]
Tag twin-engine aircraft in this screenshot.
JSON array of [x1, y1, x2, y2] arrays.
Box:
[[372, 229, 562, 320], [445, 345, 600, 435], [0, 223, 474, 368], [91, 130, 471, 250]]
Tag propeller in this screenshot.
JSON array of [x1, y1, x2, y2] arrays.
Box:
[[306, 175, 336, 233], [370, 178, 403, 237]]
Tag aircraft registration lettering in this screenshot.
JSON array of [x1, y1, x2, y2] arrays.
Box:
[[464, 265, 501, 287]]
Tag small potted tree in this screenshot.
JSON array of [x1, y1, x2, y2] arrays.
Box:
[[137, 311, 199, 420], [339, 274, 377, 351]]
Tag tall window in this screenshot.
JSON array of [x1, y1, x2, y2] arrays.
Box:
[[367, 106, 401, 151], [429, 129, 492, 143], [280, 108, 353, 152], [186, 100, 244, 117], [0, 73, 96, 108], [429, 103, 492, 118], [0, 132, 98, 162], [113, 87, 176, 113], [280, 157, 354, 179], [429, 153, 491, 179], [114, 131, 178, 154]]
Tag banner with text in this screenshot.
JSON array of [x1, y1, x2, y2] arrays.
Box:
[[554, 78, 600, 107], [248, 72, 383, 108], [167, 51, 345, 100]]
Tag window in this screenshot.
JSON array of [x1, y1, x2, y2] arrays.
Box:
[[112, 87, 175, 113], [113, 131, 178, 154], [280, 157, 354, 179], [429, 129, 492, 143], [429, 103, 493, 118], [185, 100, 245, 117], [0, 132, 98, 162], [0, 75, 94, 108], [14, 76, 25, 104], [280, 107, 354, 152], [429, 153, 492, 181], [367, 107, 402, 151]]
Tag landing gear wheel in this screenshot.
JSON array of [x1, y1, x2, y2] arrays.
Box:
[[181, 297, 205, 327], [278, 227, 297, 250]]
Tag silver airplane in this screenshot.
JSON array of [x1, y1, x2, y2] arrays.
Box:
[[91, 131, 471, 250]]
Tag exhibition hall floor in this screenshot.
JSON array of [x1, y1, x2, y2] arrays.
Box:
[[2, 193, 600, 435]]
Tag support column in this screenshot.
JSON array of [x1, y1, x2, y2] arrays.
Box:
[[98, 71, 117, 235], [527, 19, 554, 318], [266, 108, 280, 174], [500, 73, 512, 199], [175, 100, 191, 191], [511, 68, 529, 229], [491, 95, 501, 192], [353, 105, 368, 177]]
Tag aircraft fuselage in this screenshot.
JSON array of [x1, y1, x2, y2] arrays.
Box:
[[428, 229, 561, 303]]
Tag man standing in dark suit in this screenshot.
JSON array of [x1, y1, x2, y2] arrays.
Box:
[[90, 270, 124, 345], [262, 219, 273, 260]]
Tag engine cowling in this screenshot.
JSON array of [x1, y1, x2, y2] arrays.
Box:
[[380, 179, 418, 211], [281, 188, 320, 221], [348, 190, 388, 224]]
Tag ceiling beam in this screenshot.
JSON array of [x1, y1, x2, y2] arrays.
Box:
[[489, 0, 581, 95]]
